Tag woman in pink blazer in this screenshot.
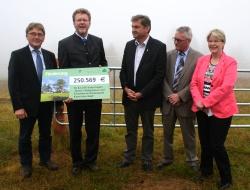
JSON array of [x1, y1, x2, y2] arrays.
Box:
[[190, 29, 238, 189]]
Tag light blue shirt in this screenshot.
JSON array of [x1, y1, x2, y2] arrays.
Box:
[[29, 45, 45, 73]]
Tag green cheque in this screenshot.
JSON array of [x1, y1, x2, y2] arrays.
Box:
[[41, 67, 110, 102]]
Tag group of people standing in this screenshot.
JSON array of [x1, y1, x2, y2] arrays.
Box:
[[8, 7, 238, 190]]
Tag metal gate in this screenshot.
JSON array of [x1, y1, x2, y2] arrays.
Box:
[[54, 67, 250, 128]]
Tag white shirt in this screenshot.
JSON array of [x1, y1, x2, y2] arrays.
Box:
[[134, 36, 150, 85], [75, 32, 88, 41]]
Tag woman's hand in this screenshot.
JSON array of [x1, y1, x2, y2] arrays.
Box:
[[196, 100, 205, 110]]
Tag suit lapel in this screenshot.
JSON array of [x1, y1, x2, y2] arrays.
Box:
[[24, 46, 40, 83], [200, 56, 210, 76], [42, 49, 51, 69], [179, 49, 193, 78], [86, 34, 93, 53], [169, 51, 178, 84], [127, 41, 137, 80], [212, 53, 226, 80], [86, 35, 96, 61], [136, 37, 152, 73], [178, 48, 196, 81]]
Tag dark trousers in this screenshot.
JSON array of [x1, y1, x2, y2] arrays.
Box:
[[124, 102, 155, 162], [19, 104, 53, 167], [196, 111, 232, 184], [66, 100, 102, 166]]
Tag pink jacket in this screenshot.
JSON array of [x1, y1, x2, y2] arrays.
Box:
[[190, 52, 238, 118]]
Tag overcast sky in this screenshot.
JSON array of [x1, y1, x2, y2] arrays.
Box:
[[0, 0, 249, 79]]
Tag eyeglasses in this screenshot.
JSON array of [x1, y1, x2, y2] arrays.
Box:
[[28, 32, 44, 37], [173, 37, 187, 43]]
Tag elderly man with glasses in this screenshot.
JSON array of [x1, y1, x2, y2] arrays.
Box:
[[157, 26, 202, 171]]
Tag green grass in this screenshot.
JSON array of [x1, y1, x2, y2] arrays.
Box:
[[0, 101, 250, 190], [1, 79, 250, 189], [41, 92, 69, 101]]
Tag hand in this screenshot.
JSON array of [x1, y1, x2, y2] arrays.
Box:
[[15, 108, 28, 119], [196, 100, 204, 110], [124, 87, 142, 102], [124, 87, 136, 100], [64, 98, 73, 103], [168, 93, 181, 105], [134, 92, 142, 100]]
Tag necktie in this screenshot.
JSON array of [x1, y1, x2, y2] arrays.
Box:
[[82, 38, 87, 45], [172, 52, 185, 91], [81, 38, 90, 63], [34, 49, 43, 82]]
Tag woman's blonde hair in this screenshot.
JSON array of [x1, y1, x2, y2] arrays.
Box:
[[207, 29, 226, 43]]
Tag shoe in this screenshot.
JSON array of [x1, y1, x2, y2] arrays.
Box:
[[156, 162, 172, 170], [21, 166, 32, 178], [190, 165, 199, 172], [84, 163, 99, 171], [217, 182, 232, 190], [39, 160, 59, 171], [194, 173, 213, 183], [117, 160, 132, 168], [72, 166, 82, 176], [142, 161, 153, 171]]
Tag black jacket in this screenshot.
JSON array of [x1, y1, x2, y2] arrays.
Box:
[[120, 37, 166, 109], [8, 46, 57, 116]]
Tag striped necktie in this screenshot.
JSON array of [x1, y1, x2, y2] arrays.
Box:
[[172, 52, 185, 91]]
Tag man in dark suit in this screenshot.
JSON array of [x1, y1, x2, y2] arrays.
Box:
[[8, 23, 58, 178], [58, 8, 107, 175], [157, 26, 202, 171], [119, 15, 166, 171]]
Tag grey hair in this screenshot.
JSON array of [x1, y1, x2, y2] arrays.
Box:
[[176, 26, 192, 40]]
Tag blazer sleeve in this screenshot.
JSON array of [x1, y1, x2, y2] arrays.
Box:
[[45, 50, 57, 69], [162, 77, 172, 100], [178, 85, 191, 102], [99, 38, 108, 66], [190, 59, 203, 106], [51, 52, 57, 69], [8, 51, 23, 111], [140, 43, 166, 97], [202, 59, 237, 108], [119, 43, 128, 89], [162, 53, 172, 100]]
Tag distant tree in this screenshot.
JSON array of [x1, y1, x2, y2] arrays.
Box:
[[53, 79, 66, 92], [41, 83, 52, 93]]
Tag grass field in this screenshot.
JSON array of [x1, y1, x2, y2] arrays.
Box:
[[0, 79, 250, 190], [41, 92, 69, 102]]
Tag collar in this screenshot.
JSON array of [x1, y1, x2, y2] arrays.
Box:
[[135, 35, 150, 47], [178, 47, 190, 56], [29, 45, 42, 53], [75, 32, 88, 40]]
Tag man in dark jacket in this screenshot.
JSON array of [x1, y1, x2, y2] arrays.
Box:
[[8, 22, 58, 178], [58, 8, 107, 175], [119, 15, 166, 171]]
